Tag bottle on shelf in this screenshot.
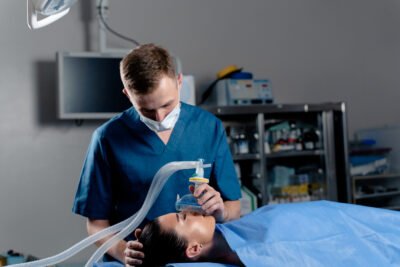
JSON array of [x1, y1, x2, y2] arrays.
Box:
[[237, 131, 249, 154], [302, 128, 319, 150], [249, 129, 259, 154], [286, 122, 298, 151], [295, 128, 303, 151], [264, 131, 271, 154], [231, 127, 250, 155]]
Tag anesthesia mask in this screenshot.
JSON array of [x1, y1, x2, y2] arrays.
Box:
[[176, 159, 210, 214]]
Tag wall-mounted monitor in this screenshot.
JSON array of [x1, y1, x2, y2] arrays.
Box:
[[57, 51, 196, 120], [57, 51, 131, 119]]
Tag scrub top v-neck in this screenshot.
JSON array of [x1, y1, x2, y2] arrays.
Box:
[[73, 102, 241, 225], [135, 105, 187, 154]]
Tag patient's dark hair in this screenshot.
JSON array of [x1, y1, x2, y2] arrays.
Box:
[[138, 218, 189, 266]]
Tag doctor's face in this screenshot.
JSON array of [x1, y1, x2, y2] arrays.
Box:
[[158, 211, 216, 244], [123, 74, 182, 121]]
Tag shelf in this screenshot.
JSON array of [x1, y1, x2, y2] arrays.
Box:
[[355, 203, 400, 211], [386, 205, 400, 211], [266, 150, 324, 158], [354, 190, 400, 200], [233, 150, 324, 160], [233, 154, 261, 161], [353, 173, 400, 181], [203, 103, 345, 115]]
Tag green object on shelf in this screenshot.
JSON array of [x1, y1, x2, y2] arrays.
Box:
[[241, 186, 257, 216]]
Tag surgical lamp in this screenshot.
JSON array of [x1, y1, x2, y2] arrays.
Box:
[[27, 0, 78, 29], [26, 0, 140, 49]]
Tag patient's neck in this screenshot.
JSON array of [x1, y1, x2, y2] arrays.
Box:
[[201, 231, 244, 266]]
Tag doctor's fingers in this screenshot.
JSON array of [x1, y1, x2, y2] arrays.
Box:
[[124, 247, 144, 259], [197, 188, 222, 206], [125, 252, 143, 267], [193, 183, 213, 198], [125, 255, 143, 267], [201, 199, 225, 215], [124, 245, 144, 266], [201, 195, 223, 213], [127, 240, 143, 250]]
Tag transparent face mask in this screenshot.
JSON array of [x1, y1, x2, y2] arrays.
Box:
[[176, 159, 209, 214]]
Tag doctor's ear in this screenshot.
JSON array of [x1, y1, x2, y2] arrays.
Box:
[[176, 73, 183, 90], [185, 242, 203, 260], [122, 88, 129, 97]]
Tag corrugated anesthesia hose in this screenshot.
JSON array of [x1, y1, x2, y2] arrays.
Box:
[[11, 160, 210, 267], [85, 161, 211, 266]]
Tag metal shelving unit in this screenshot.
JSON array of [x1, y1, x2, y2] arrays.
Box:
[[233, 154, 261, 161], [204, 102, 351, 206], [266, 150, 325, 158], [352, 173, 400, 209], [355, 191, 400, 200]]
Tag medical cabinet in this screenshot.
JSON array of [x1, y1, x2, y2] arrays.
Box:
[[351, 126, 400, 210], [205, 102, 351, 207]]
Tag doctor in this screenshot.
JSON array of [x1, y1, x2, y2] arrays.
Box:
[[72, 43, 241, 265]]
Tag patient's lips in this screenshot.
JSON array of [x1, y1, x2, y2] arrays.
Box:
[[182, 210, 201, 216]]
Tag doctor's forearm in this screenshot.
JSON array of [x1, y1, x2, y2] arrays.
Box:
[[87, 219, 126, 263], [104, 240, 127, 263], [223, 200, 241, 221]]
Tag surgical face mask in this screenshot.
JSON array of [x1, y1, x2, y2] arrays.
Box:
[[139, 103, 181, 132]]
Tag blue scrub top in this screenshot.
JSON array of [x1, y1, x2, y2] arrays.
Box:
[[73, 102, 241, 226]]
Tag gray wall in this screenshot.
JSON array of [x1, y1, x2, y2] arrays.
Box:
[[1, 0, 400, 263]]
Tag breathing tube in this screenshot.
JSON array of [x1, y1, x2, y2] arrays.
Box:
[[11, 160, 211, 267]]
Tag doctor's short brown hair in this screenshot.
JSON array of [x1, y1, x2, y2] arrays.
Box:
[[120, 43, 177, 95]]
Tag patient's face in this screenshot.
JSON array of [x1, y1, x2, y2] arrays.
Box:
[[158, 212, 216, 244]]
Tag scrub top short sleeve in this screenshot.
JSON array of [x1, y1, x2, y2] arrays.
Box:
[[73, 129, 114, 219]]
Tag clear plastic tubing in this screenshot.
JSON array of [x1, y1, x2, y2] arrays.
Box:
[[85, 161, 210, 266], [11, 160, 210, 267]]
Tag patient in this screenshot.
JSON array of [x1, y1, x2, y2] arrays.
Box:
[[132, 210, 242, 267], [125, 200, 400, 267]]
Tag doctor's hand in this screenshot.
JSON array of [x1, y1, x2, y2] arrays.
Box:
[[193, 184, 226, 222], [124, 229, 144, 267]]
